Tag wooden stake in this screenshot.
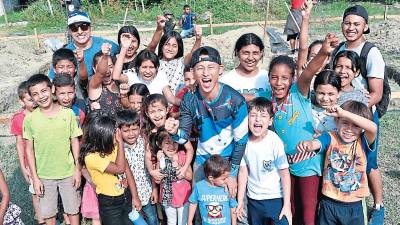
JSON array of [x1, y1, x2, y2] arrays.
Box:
[[0, 0, 8, 26], [123, 7, 129, 25], [99, 0, 105, 16], [134, 0, 138, 11], [263, 0, 270, 44], [384, 5, 388, 21], [140, 0, 144, 12], [34, 28, 40, 48], [47, 0, 54, 17], [209, 12, 213, 35]]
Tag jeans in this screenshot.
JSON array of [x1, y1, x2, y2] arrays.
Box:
[[97, 190, 132, 225], [180, 28, 194, 38], [142, 203, 159, 225], [164, 203, 189, 225]]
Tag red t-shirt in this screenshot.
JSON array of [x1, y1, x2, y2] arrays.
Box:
[[291, 0, 305, 9], [170, 87, 190, 113], [10, 110, 27, 164]]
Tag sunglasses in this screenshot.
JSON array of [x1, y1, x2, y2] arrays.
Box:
[[69, 23, 90, 32]]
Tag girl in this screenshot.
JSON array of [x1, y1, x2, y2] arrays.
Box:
[[130, 49, 180, 106], [142, 94, 194, 185], [150, 129, 192, 225], [113, 16, 165, 83], [333, 50, 369, 106], [0, 168, 24, 225], [127, 83, 150, 114], [79, 112, 141, 225], [158, 27, 202, 94], [220, 33, 271, 101], [88, 44, 128, 114], [258, 33, 338, 225]]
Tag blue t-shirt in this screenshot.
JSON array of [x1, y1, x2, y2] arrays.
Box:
[[49, 36, 119, 79], [181, 12, 195, 30], [189, 180, 237, 225], [258, 83, 322, 177]]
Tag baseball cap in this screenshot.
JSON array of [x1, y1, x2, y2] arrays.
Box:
[[68, 11, 91, 26], [343, 5, 370, 34], [191, 46, 222, 68], [164, 10, 173, 16]]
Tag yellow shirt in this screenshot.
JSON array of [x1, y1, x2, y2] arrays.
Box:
[[85, 148, 125, 196]]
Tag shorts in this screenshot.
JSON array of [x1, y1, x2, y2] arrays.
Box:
[[318, 196, 364, 225], [40, 176, 81, 219], [365, 110, 380, 174], [287, 33, 299, 41]]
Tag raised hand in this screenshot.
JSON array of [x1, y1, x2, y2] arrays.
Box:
[[120, 34, 133, 50], [156, 15, 167, 30], [324, 105, 343, 118], [194, 25, 202, 40], [301, 0, 314, 17], [165, 117, 179, 135], [119, 83, 129, 96], [321, 33, 339, 55], [296, 140, 314, 152], [74, 47, 84, 63], [101, 43, 112, 56]]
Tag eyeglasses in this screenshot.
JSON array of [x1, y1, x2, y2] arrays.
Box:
[[69, 23, 90, 32]]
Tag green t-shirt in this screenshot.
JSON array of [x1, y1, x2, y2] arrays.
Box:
[[23, 107, 82, 179]]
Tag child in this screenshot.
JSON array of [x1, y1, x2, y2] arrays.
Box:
[[220, 33, 270, 101], [188, 155, 237, 225], [284, 0, 304, 53], [116, 109, 159, 225], [164, 10, 176, 33], [0, 168, 24, 225], [129, 49, 180, 106], [237, 97, 291, 225], [88, 45, 126, 114], [179, 5, 196, 38], [50, 48, 88, 100], [150, 129, 192, 225], [257, 34, 338, 225], [53, 74, 87, 126], [158, 27, 201, 94], [296, 101, 377, 225], [23, 74, 82, 225], [170, 65, 196, 115], [80, 112, 141, 225], [127, 83, 150, 113], [9, 81, 41, 223]]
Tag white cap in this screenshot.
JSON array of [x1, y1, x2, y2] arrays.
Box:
[[68, 11, 91, 26]]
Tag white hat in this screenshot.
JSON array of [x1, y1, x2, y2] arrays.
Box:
[[68, 11, 91, 26]]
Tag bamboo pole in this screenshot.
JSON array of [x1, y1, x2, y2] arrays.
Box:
[[123, 7, 129, 25], [209, 12, 213, 35], [0, 0, 8, 26], [140, 0, 144, 12], [47, 0, 54, 17], [134, 0, 138, 11], [384, 5, 388, 21], [263, 0, 270, 44], [99, 0, 105, 15], [34, 28, 40, 48]]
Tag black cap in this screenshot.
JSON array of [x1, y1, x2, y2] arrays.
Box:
[[343, 5, 370, 34], [191, 46, 222, 68]]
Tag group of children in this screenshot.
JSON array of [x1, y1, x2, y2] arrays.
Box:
[[1, 1, 388, 225]]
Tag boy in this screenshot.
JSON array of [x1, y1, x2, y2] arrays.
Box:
[[179, 5, 196, 38], [170, 65, 196, 115], [165, 46, 248, 197], [51, 48, 88, 100], [23, 74, 82, 225], [237, 98, 291, 225], [116, 110, 159, 225], [53, 74, 86, 126], [10, 81, 42, 224], [284, 0, 304, 53], [188, 155, 238, 225], [296, 101, 377, 225], [337, 5, 385, 224]]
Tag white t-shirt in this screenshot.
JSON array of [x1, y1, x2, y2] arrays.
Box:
[[220, 68, 271, 97], [240, 131, 289, 200], [128, 70, 169, 94], [337, 42, 385, 91]]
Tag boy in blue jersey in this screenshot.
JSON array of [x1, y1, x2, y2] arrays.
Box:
[[165, 46, 248, 197], [188, 155, 238, 225]]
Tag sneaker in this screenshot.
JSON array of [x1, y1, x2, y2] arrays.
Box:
[[369, 206, 384, 225]]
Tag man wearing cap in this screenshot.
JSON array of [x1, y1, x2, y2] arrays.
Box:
[[336, 5, 385, 225], [165, 46, 248, 197], [163, 10, 175, 33], [49, 11, 119, 81], [179, 4, 196, 38]]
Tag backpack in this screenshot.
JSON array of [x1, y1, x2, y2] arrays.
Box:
[[331, 41, 391, 118]]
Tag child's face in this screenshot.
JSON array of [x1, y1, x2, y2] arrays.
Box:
[[55, 85, 75, 108], [128, 94, 144, 113], [315, 84, 339, 109], [341, 15, 368, 42], [121, 33, 139, 58], [120, 124, 140, 145], [184, 7, 190, 14], [162, 37, 179, 61], [139, 60, 157, 83], [248, 108, 272, 138], [29, 82, 52, 109], [146, 101, 167, 128], [238, 44, 262, 73], [269, 64, 293, 102], [336, 117, 363, 143], [308, 44, 322, 61], [184, 71, 196, 89], [102, 58, 114, 85], [54, 60, 76, 76], [20, 92, 36, 112], [335, 56, 358, 90], [161, 135, 178, 158], [209, 171, 230, 187], [193, 60, 223, 96]]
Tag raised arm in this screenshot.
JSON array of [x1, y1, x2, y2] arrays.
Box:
[[298, 33, 339, 97], [104, 129, 126, 174], [184, 25, 202, 65], [296, 0, 313, 76], [112, 36, 133, 83], [147, 16, 166, 53], [163, 86, 181, 106], [165, 93, 193, 144], [75, 47, 88, 82], [89, 44, 112, 93]]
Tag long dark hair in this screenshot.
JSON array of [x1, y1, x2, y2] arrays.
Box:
[[313, 70, 342, 92], [118, 25, 140, 46], [79, 111, 117, 166], [233, 33, 264, 57], [149, 128, 171, 156], [268, 55, 296, 78], [142, 94, 168, 137], [158, 31, 184, 60], [333, 50, 361, 73]]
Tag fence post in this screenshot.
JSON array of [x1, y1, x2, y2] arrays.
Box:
[[0, 0, 8, 26], [99, 0, 105, 15], [34, 28, 40, 48], [47, 0, 54, 17], [123, 7, 129, 25], [384, 5, 388, 20], [209, 12, 213, 35]]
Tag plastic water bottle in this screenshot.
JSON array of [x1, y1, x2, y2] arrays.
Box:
[[128, 209, 148, 225]]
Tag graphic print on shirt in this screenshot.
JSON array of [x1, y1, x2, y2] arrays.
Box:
[[206, 202, 223, 218], [263, 160, 273, 172]]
